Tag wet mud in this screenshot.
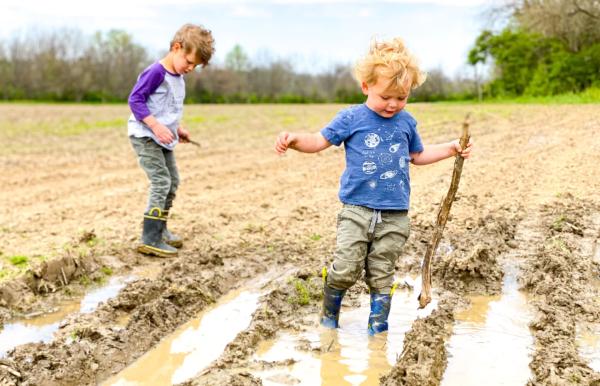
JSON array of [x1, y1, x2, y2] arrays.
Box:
[[1, 104, 600, 385], [519, 194, 600, 385]]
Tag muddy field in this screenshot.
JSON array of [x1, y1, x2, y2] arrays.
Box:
[[0, 103, 599, 385]]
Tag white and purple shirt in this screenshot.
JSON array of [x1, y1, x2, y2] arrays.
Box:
[[127, 62, 185, 150], [321, 104, 424, 210]]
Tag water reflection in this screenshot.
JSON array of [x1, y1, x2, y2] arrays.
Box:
[[441, 264, 534, 386]]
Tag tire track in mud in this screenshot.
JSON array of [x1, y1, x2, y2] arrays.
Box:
[[519, 194, 600, 385], [0, 238, 323, 386]]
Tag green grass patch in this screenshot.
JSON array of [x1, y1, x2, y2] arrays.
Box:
[[79, 275, 92, 286], [290, 279, 311, 306], [101, 266, 113, 276], [309, 233, 322, 241], [480, 87, 600, 104], [7, 255, 29, 267]]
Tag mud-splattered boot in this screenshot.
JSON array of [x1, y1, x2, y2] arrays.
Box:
[[162, 210, 183, 248], [137, 208, 178, 258], [367, 293, 392, 335], [320, 284, 346, 329]]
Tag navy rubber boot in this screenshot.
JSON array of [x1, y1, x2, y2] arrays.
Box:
[[367, 293, 392, 335], [137, 208, 178, 258], [162, 210, 183, 248], [320, 284, 346, 329]]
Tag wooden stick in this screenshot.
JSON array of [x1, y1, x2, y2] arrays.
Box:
[[188, 139, 202, 147], [418, 114, 471, 309]]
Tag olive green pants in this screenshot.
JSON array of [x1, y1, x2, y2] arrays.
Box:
[[326, 204, 410, 294]]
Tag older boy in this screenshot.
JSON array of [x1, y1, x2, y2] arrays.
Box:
[[128, 23, 215, 257], [275, 38, 472, 335]]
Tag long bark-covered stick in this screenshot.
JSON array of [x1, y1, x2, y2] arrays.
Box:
[[418, 114, 471, 309]]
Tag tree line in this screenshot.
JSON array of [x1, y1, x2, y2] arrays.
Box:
[[0, 29, 475, 103], [1, 0, 598, 103], [469, 0, 600, 97]]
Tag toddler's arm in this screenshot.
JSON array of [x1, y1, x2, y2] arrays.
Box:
[[275, 132, 332, 154], [410, 139, 473, 165]]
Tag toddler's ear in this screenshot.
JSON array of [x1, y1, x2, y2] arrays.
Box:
[[361, 82, 369, 95]]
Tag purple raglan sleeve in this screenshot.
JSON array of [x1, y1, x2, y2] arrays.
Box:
[[128, 63, 166, 121]]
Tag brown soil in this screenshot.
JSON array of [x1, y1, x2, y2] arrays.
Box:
[[1, 103, 599, 385]]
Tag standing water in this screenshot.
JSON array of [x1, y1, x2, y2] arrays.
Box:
[[0, 276, 132, 357], [252, 276, 437, 385], [441, 262, 534, 386], [103, 289, 262, 386]]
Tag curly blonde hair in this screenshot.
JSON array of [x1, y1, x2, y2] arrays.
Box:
[[354, 37, 426, 95], [170, 23, 215, 67]]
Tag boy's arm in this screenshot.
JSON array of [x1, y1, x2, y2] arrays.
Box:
[[410, 139, 472, 165], [141, 116, 174, 144], [129, 64, 174, 144], [275, 132, 332, 154]]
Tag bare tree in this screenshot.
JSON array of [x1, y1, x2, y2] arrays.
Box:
[[506, 0, 600, 51]]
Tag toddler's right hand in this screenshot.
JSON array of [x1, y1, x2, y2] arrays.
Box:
[[151, 123, 174, 144], [275, 132, 295, 155]]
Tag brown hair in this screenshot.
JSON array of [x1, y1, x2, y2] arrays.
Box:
[[354, 37, 426, 96], [170, 23, 215, 67]]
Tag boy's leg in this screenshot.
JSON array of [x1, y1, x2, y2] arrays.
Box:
[[130, 137, 177, 257], [162, 149, 182, 248], [322, 205, 370, 328], [163, 148, 180, 211], [131, 137, 171, 210], [365, 211, 410, 334]]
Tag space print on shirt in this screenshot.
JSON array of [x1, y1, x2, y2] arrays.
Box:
[[320, 104, 423, 210], [362, 122, 410, 193]]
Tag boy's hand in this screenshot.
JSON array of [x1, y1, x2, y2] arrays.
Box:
[[150, 122, 175, 144], [452, 139, 473, 159], [275, 132, 297, 155], [177, 126, 190, 143]]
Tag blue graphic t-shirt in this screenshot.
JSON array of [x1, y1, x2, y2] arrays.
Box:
[[321, 104, 423, 210]]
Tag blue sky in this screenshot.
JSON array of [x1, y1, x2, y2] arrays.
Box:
[[1, 0, 494, 75]]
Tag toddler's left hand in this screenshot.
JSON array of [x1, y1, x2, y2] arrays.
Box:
[[178, 126, 190, 143], [452, 139, 473, 159]]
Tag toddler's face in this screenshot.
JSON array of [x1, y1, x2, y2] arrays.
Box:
[[172, 45, 201, 75], [362, 77, 410, 118]]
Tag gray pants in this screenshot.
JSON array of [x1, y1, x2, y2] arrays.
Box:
[[130, 136, 180, 212], [327, 204, 410, 294]]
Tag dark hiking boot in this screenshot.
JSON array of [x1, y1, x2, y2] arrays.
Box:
[[367, 293, 392, 335], [137, 207, 178, 258], [162, 210, 183, 248], [320, 284, 346, 329]]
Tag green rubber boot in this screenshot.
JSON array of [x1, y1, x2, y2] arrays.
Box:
[[137, 207, 178, 258], [162, 210, 183, 248]]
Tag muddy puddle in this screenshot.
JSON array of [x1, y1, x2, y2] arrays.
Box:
[[441, 263, 534, 386], [0, 262, 163, 358], [0, 275, 133, 357], [250, 276, 437, 386], [577, 323, 600, 372], [104, 289, 262, 386]]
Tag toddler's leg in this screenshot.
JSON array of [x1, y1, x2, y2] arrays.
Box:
[[321, 205, 370, 328], [365, 211, 410, 334]]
